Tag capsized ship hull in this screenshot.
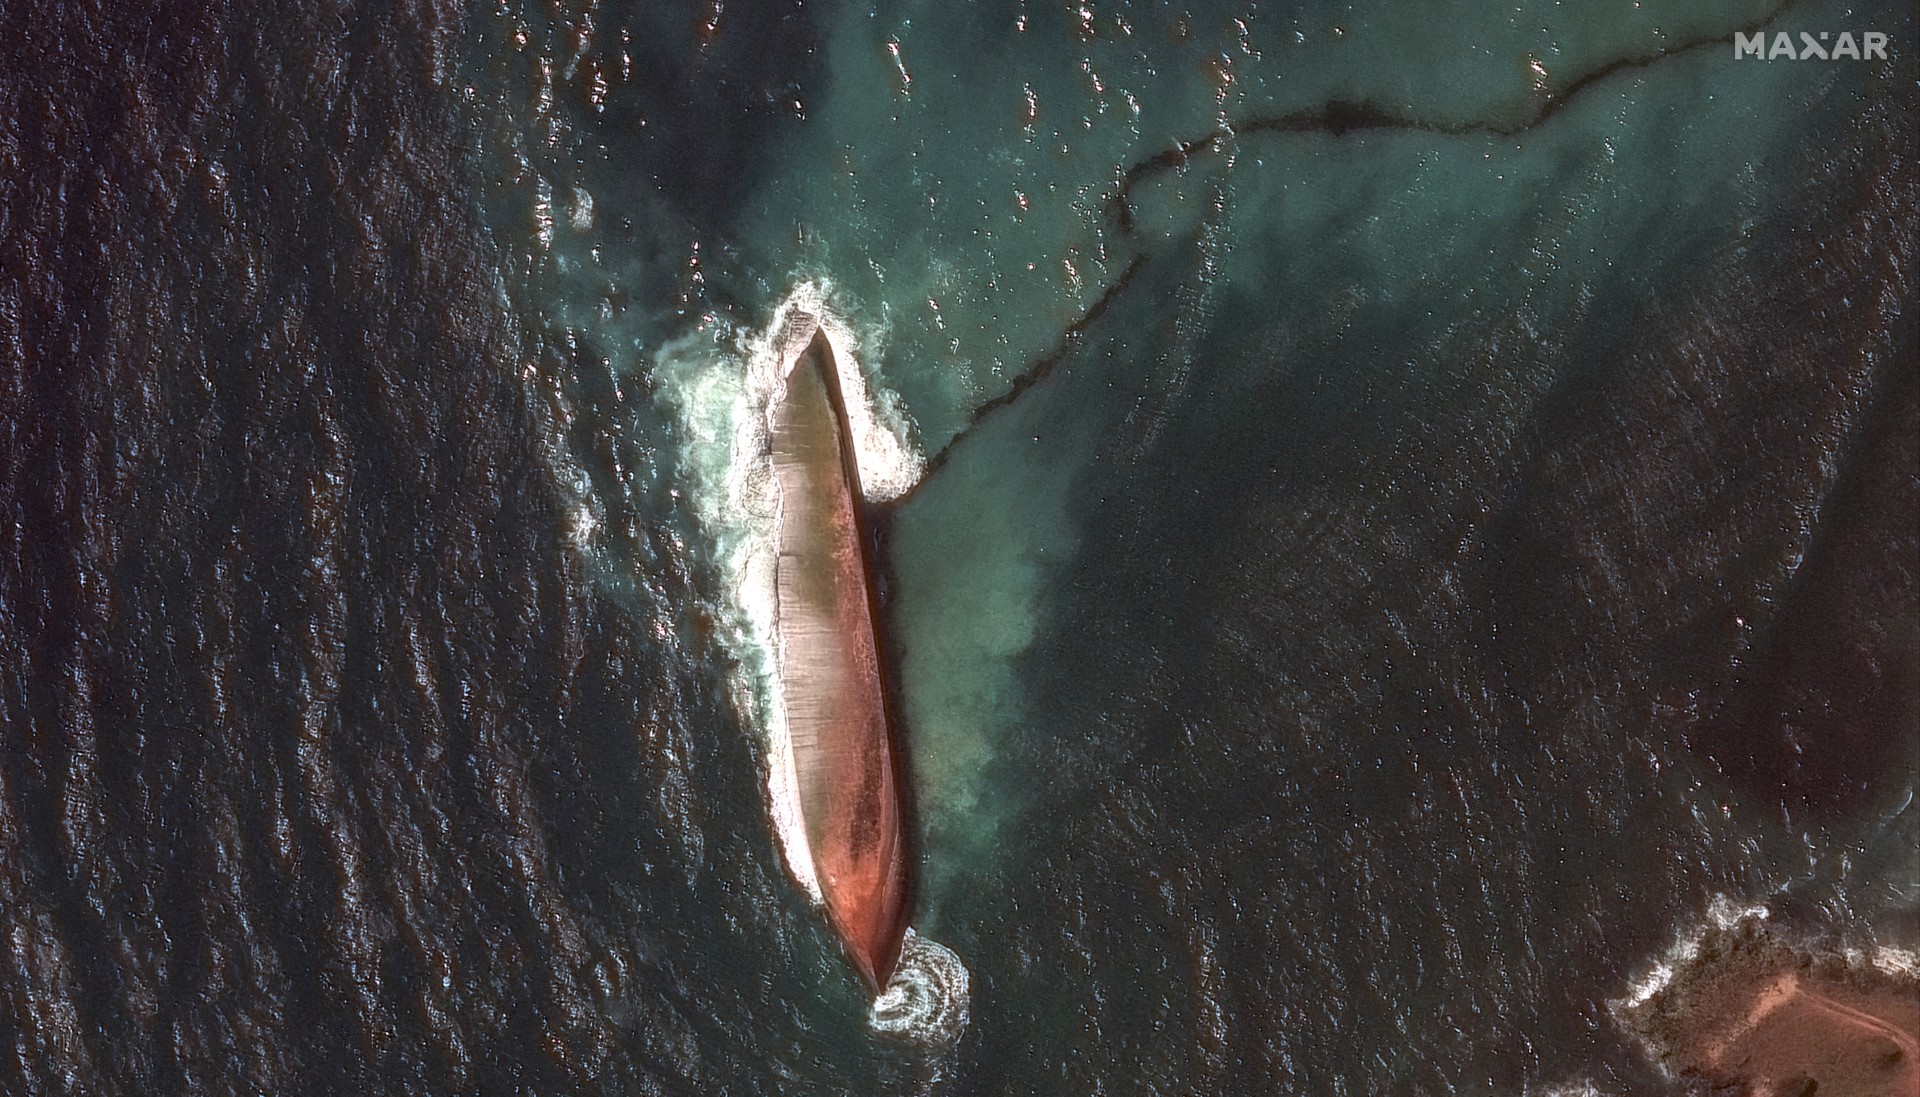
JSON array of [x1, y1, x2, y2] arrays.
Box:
[[769, 326, 909, 989]]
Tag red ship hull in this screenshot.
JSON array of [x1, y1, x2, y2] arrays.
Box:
[[769, 328, 910, 990]]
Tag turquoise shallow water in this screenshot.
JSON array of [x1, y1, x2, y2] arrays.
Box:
[[462, 0, 1917, 1090], [6, 0, 1906, 1093]]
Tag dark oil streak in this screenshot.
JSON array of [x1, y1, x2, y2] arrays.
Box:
[[888, 252, 1146, 509], [900, 0, 1800, 508], [1109, 0, 1801, 229]]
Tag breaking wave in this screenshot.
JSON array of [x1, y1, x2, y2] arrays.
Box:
[[1610, 893, 1772, 1015], [869, 929, 971, 1046]]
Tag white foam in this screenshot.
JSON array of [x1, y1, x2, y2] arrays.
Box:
[[560, 466, 600, 551], [869, 929, 971, 1046], [765, 284, 925, 504], [1611, 894, 1769, 1012], [652, 282, 923, 905], [1864, 944, 1920, 979]]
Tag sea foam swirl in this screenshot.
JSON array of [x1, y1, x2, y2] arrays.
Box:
[[869, 929, 972, 1046]]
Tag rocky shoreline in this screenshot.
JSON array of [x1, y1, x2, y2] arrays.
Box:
[[1619, 916, 1919, 1096]]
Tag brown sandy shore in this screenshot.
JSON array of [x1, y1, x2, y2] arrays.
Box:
[[1620, 919, 1920, 1096]]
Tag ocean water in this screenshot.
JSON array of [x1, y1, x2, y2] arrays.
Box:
[[1, 0, 1915, 1094]]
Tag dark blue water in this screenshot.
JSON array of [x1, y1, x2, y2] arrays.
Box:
[[1, 0, 1915, 1093]]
